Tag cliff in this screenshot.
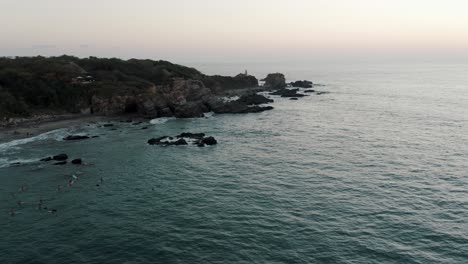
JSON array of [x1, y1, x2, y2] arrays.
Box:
[[0, 56, 274, 121]]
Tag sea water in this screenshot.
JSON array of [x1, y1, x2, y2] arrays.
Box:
[[1, 62, 467, 263]]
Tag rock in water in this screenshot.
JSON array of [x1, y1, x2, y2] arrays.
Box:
[[202, 137, 218, 145], [53, 154, 68, 161], [238, 94, 274, 105], [176, 132, 206, 139], [270, 89, 307, 98], [63, 135, 90, 141], [263, 73, 286, 89], [148, 136, 169, 145], [53, 161, 67, 165], [290, 80, 313, 88], [71, 159, 82, 165], [40, 157, 53, 162], [172, 138, 188, 146], [290, 98, 299, 100]]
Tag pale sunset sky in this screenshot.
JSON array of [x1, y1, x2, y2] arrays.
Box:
[[1, 0, 467, 62]]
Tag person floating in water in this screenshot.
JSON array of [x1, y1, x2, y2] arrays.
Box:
[[19, 185, 28, 192], [68, 179, 75, 187], [47, 209, 57, 214], [37, 198, 44, 210]]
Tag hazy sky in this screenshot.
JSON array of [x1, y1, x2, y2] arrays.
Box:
[[1, 0, 467, 62]]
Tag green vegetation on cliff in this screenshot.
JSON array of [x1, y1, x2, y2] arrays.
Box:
[[1, 56, 259, 118]]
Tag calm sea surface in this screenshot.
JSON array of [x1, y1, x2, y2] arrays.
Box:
[[1, 62, 467, 263]]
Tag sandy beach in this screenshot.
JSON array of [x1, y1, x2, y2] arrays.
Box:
[[0, 114, 128, 143]]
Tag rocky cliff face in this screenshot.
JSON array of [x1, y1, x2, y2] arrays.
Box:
[[90, 76, 275, 118], [263, 73, 286, 89]]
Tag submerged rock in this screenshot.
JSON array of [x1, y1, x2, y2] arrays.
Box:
[[290, 98, 299, 100], [202, 136, 218, 145], [71, 159, 82, 165], [63, 135, 90, 141], [53, 161, 67, 165], [53, 154, 68, 161], [303, 89, 316, 93]]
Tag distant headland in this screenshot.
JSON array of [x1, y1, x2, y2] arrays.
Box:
[[0, 56, 319, 130]]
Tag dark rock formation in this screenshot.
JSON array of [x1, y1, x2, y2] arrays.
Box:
[[71, 159, 82, 165], [148, 136, 169, 145], [303, 89, 316, 93], [238, 94, 273, 105], [270, 89, 307, 98], [172, 138, 188, 146], [53, 154, 68, 161], [202, 73, 259, 93], [176, 132, 206, 139], [63, 135, 90, 141], [263, 73, 286, 89], [290, 98, 299, 100], [290, 80, 313, 88], [202, 136, 218, 145], [211, 100, 273, 114], [103, 124, 114, 127]]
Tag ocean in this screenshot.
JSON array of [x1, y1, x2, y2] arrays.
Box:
[[1, 62, 467, 263]]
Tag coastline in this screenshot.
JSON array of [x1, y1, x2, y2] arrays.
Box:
[[0, 114, 127, 143]]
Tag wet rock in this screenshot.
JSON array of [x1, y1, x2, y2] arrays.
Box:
[[147, 136, 169, 145], [173, 102, 209, 118], [53, 161, 67, 165], [238, 94, 273, 105], [290, 80, 313, 88], [41, 157, 53, 162], [202, 136, 218, 145], [172, 138, 188, 146], [270, 89, 307, 98], [212, 101, 274, 114], [71, 159, 82, 165], [53, 154, 68, 161], [63, 135, 90, 141], [176, 132, 206, 139]]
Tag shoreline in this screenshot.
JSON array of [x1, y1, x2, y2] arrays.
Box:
[[0, 114, 129, 143]]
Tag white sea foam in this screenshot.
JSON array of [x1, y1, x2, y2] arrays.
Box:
[[221, 96, 240, 102], [203, 112, 215, 118], [0, 128, 69, 153], [0, 157, 39, 168], [150, 117, 175, 125]]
